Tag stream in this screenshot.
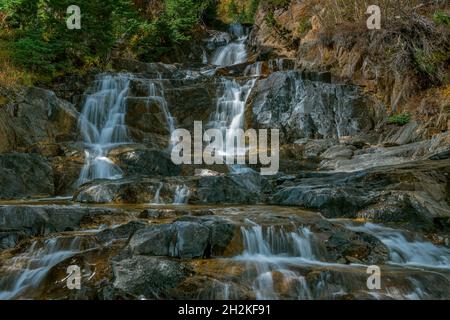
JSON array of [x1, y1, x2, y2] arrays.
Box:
[[0, 24, 449, 300]]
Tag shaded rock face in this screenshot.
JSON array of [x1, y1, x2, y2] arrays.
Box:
[[111, 146, 181, 178], [74, 172, 267, 205], [0, 87, 79, 153], [246, 71, 383, 144], [109, 256, 192, 299], [129, 216, 238, 259], [271, 159, 450, 231], [0, 205, 123, 250], [0, 153, 54, 200], [114, 74, 218, 148]]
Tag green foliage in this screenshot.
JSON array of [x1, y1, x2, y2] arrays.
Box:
[[414, 48, 449, 84], [2, 0, 124, 76], [1, 0, 214, 78], [220, 0, 260, 24], [298, 17, 312, 35], [434, 10, 450, 26], [126, 0, 212, 60], [387, 113, 411, 126]]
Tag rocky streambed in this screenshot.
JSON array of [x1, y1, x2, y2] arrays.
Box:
[[0, 25, 449, 300]]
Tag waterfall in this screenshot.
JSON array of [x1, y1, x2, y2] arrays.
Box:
[[146, 81, 176, 147], [77, 74, 131, 185], [0, 236, 93, 299], [151, 182, 164, 205], [239, 223, 317, 260], [209, 78, 256, 157], [211, 24, 248, 67], [173, 185, 190, 205], [244, 61, 263, 77], [347, 223, 450, 269], [234, 221, 317, 300]]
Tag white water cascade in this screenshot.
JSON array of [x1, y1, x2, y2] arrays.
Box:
[[173, 185, 190, 205], [210, 78, 256, 157], [234, 221, 317, 299], [211, 24, 248, 67], [0, 236, 93, 300], [77, 74, 132, 185], [347, 223, 450, 269]]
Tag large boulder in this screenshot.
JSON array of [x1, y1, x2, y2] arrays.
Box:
[[0, 153, 54, 199], [110, 146, 181, 177], [129, 216, 239, 259], [0, 87, 79, 153], [109, 256, 191, 299], [246, 71, 384, 144]]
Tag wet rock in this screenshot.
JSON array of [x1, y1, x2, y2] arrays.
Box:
[[110, 256, 191, 299], [326, 230, 389, 265], [111, 146, 181, 177], [320, 142, 423, 171], [0, 87, 79, 153], [51, 147, 85, 195], [320, 144, 355, 160], [271, 159, 450, 231], [0, 153, 54, 199], [247, 71, 382, 144], [0, 206, 121, 249], [204, 31, 231, 50], [74, 173, 265, 205], [129, 216, 239, 259], [129, 224, 175, 256], [96, 221, 148, 244]]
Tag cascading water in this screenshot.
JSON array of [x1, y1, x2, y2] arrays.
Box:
[[234, 220, 318, 299], [0, 236, 94, 300], [146, 81, 176, 147], [77, 74, 132, 185], [151, 182, 164, 205], [347, 223, 450, 269], [211, 24, 248, 67], [244, 61, 263, 77], [173, 185, 190, 205], [209, 78, 256, 157]]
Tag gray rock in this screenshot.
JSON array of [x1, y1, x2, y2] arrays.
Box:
[[129, 224, 175, 256], [0, 87, 79, 153], [247, 71, 383, 144], [111, 256, 190, 299], [321, 144, 355, 160], [74, 173, 266, 205], [0, 206, 120, 249], [0, 153, 53, 199], [129, 216, 239, 259], [271, 159, 450, 231]]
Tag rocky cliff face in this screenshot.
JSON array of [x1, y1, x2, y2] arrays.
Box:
[[248, 1, 450, 137]]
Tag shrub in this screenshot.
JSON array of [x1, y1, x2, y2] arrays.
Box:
[[387, 113, 411, 126]]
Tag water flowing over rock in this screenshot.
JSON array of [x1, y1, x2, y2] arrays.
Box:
[[78, 74, 132, 184], [0, 19, 449, 301], [247, 71, 384, 143], [211, 24, 249, 67]]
